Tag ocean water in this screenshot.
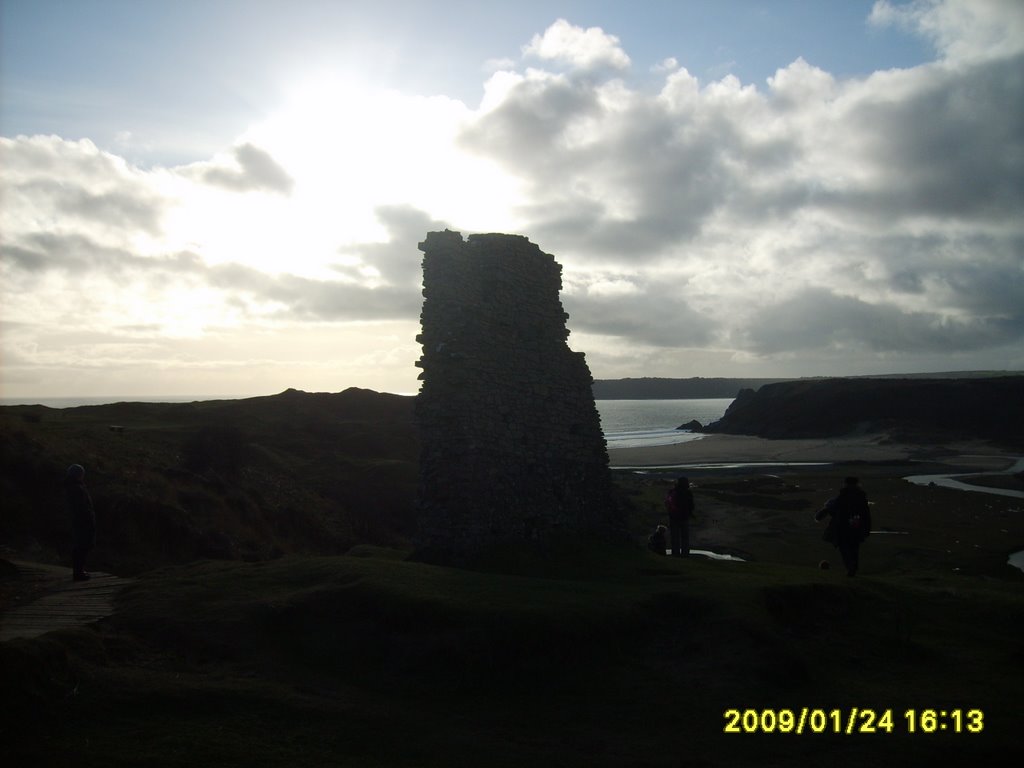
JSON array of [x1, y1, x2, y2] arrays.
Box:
[[596, 398, 733, 449]]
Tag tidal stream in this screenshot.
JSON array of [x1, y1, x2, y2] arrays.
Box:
[[903, 456, 1024, 500]]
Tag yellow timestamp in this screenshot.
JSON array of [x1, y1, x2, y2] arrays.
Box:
[[723, 708, 985, 734]]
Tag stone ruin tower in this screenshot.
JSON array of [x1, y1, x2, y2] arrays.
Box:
[[414, 230, 622, 561]]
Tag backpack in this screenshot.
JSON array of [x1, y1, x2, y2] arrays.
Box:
[[664, 491, 677, 516], [648, 526, 667, 554]]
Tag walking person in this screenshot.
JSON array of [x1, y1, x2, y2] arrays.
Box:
[[65, 464, 96, 581], [664, 477, 695, 558], [815, 476, 871, 576]]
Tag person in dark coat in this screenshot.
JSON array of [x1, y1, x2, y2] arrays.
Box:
[[815, 476, 871, 576], [65, 464, 96, 581], [664, 477, 695, 558]]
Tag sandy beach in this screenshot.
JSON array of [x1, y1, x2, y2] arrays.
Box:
[[607, 433, 1017, 468]]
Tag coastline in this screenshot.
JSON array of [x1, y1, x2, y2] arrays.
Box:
[[606, 432, 1018, 468]]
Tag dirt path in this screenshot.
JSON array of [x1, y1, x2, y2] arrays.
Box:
[[0, 560, 133, 642]]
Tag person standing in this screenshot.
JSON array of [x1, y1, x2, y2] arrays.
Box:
[[65, 464, 96, 581], [665, 477, 695, 558], [815, 476, 871, 576]]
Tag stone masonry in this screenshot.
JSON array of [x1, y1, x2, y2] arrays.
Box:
[[414, 230, 622, 561]]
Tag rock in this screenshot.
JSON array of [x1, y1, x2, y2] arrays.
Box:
[[676, 420, 703, 432], [703, 376, 1024, 446]]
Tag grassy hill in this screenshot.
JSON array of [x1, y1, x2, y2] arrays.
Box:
[[0, 388, 418, 574], [2, 386, 1022, 766], [2, 542, 1020, 767]]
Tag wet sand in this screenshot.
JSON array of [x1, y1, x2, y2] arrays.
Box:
[[607, 433, 1016, 468]]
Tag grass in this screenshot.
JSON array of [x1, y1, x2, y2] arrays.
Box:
[[615, 464, 1024, 579], [2, 392, 1022, 766], [3, 535, 1021, 767], [0, 390, 420, 574]]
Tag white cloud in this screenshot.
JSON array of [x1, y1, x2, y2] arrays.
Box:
[[483, 57, 518, 74], [460, 7, 1024, 371], [523, 19, 631, 71], [651, 57, 679, 74], [196, 143, 294, 195], [869, 0, 1024, 64]]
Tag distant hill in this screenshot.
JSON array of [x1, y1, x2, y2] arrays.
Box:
[[705, 376, 1024, 447], [592, 377, 791, 399], [591, 371, 1021, 400], [850, 370, 1022, 379]]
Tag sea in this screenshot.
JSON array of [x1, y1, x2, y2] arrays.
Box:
[[0, 395, 733, 451], [595, 398, 733, 449]]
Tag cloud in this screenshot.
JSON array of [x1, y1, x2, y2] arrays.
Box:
[[199, 143, 294, 194], [463, 64, 795, 260], [869, 0, 1024, 64], [826, 54, 1024, 224], [651, 57, 679, 74], [483, 56, 518, 74], [0, 135, 165, 237], [465, 75, 730, 257], [2, 232, 188, 280], [1, 200, 428, 328], [203, 261, 423, 322], [335, 205, 449, 286], [466, 40, 1023, 263], [563, 279, 716, 348], [455, 4, 1024, 370], [3, 1, 1024, 397], [743, 288, 1023, 355], [18, 178, 164, 234], [522, 19, 631, 72]]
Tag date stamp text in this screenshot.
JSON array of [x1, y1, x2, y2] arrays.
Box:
[[722, 708, 984, 735]]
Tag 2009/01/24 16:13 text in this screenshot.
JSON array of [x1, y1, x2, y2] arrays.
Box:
[[722, 708, 984, 734]]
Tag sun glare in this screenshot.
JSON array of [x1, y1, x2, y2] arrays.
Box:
[[147, 71, 530, 346], [253, 72, 526, 231]]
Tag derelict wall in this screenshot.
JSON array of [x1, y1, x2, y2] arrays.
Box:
[[414, 230, 621, 560]]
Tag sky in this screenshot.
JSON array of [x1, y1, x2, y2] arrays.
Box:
[[1, 0, 1022, 399]]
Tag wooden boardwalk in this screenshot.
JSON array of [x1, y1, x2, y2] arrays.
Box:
[[0, 560, 133, 642]]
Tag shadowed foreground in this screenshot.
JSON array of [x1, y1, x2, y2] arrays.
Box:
[[1, 540, 1020, 768], [1, 388, 1022, 766], [0, 561, 132, 642]]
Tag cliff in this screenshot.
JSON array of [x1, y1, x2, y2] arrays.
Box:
[[705, 376, 1024, 447]]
